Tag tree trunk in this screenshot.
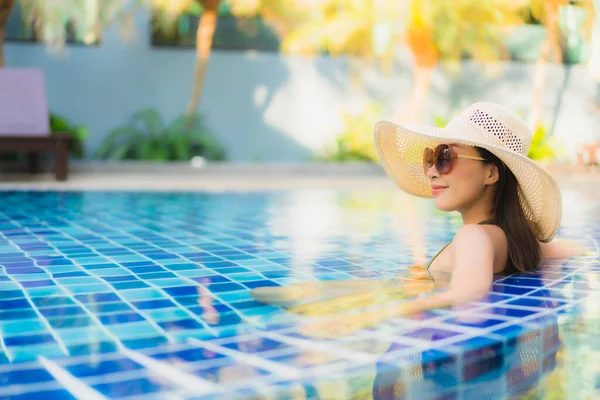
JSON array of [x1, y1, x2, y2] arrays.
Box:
[[394, 66, 433, 123], [528, 2, 564, 131], [186, 0, 220, 119], [397, 13, 438, 124], [0, 0, 15, 67]]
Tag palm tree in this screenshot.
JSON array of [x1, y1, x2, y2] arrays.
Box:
[[0, 0, 143, 67], [274, 0, 528, 123], [186, 0, 221, 119], [399, 0, 529, 123], [0, 0, 15, 66], [155, 0, 305, 119]]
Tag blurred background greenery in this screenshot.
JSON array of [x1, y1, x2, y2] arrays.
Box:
[[0, 0, 597, 163]]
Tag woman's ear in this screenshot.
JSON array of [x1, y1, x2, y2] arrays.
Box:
[[484, 163, 500, 185]]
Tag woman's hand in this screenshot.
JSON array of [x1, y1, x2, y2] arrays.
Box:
[[539, 239, 596, 260]]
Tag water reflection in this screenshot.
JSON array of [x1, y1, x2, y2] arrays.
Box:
[[252, 252, 599, 399]]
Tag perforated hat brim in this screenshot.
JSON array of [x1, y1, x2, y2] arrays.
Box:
[[374, 120, 562, 243]]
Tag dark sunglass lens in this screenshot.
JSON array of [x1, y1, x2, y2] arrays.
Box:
[[435, 145, 453, 174]]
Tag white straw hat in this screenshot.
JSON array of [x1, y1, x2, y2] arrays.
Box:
[[374, 101, 562, 243]]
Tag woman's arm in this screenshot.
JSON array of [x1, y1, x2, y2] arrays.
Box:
[[539, 239, 593, 260], [299, 225, 496, 338]]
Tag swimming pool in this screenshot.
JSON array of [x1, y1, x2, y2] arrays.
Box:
[[0, 189, 597, 399]]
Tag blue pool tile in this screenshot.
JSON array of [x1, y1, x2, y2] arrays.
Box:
[[75, 292, 121, 303], [0, 298, 32, 310], [4, 266, 44, 274], [175, 296, 202, 307], [67, 341, 120, 356], [164, 263, 203, 271], [205, 267, 250, 274], [0, 289, 24, 299], [66, 358, 144, 377], [56, 326, 112, 343], [144, 308, 189, 321], [0, 282, 20, 291], [477, 306, 541, 318], [221, 337, 292, 353], [121, 261, 159, 268], [243, 280, 281, 289], [489, 323, 532, 346], [52, 271, 90, 279], [203, 261, 238, 269], [99, 312, 146, 325], [87, 302, 133, 314], [26, 286, 66, 297], [2, 389, 76, 400], [4, 333, 55, 346], [33, 296, 77, 308], [445, 336, 503, 363], [158, 318, 206, 331], [39, 306, 87, 318], [150, 346, 228, 363], [138, 271, 178, 280], [112, 281, 150, 290], [191, 275, 232, 284], [47, 315, 94, 329], [122, 336, 169, 349], [132, 299, 177, 310], [0, 309, 38, 321], [128, 266, 165, 274], [491, 284, 540, 295], [21, 279, 55, 288], [0, 367, 55, 386], [505, 297, 567, 309], [93, 377, 174, 397], [205, 312, 242, 327], [0, 319, 47, 336], [204, 282, 246, 293], [163, 285, 200, 296]]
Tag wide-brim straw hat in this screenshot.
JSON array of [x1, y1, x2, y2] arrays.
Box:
[[374, 101, 561, 243]]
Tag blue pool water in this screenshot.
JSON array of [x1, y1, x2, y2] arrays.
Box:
[[0, 189, 598, 399]]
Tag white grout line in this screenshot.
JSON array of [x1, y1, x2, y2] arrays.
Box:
[[256, 329, 377, 363], [38, 356, 108, 400], [120, 348, 219, 396], [188, 337, 302, 380]]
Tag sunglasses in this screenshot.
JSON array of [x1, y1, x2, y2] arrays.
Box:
[[423, 144, 487, 175]]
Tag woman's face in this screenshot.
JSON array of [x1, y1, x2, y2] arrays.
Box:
[[425, 143, 497, 213]]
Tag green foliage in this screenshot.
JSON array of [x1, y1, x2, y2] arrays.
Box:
[[319, 102, 383, 162], [528, 122, 561, 161], [49, 112, 89, 159], [94, 109, 226, 161], [433, 114, 449, 128]]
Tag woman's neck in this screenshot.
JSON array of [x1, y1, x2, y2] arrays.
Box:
[[460, 200, 494, 225]]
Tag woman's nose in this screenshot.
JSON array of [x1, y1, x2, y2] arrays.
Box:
[[426, 164, 439, 180]]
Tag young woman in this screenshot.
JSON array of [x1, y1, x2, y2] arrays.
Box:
[[251, 102, 591, 338]]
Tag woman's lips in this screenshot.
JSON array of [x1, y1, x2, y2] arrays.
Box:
[[432, 186, 448, 196]]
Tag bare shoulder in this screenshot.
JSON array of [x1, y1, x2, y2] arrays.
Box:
[[453, 223, 506, 247]]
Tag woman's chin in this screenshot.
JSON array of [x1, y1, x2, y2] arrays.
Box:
[[434, 197, 456, 212]]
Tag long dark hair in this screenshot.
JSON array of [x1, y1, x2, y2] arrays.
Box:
[[476, 147, 540, 274]]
